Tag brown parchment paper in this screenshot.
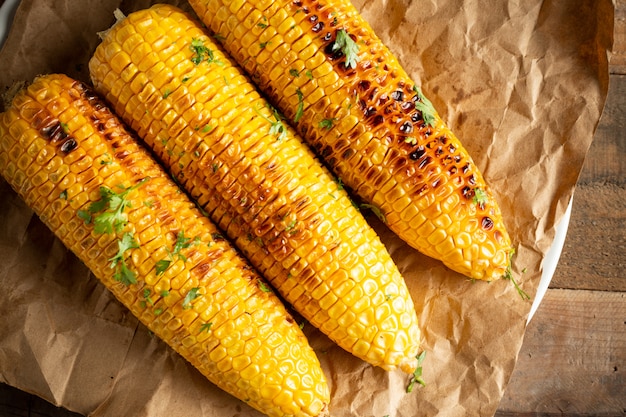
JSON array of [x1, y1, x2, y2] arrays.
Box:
[[0, 0, 613, 416]]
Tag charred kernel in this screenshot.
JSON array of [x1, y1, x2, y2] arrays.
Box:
[[434, 146, 443, 157], [391, 90, 404, 101], [461, 186, 472, 198], [417, 155, 431, 170], [364, 107, 376, 117], [462, 163, 470, 174], [371, 114, 384, 126], [308, 15, 318, 23], [468, 174, 476, 185], [312, 21, 324, 32], [401, 101, 414, 112], [482, 217, 494, 230], [449, 144, 456, 153], [322, 32, 332, 41], [409, 146, 425, 160], [399, 121, 413, 134], [357, 80, 371, 91], [60, 138, 78, 153]]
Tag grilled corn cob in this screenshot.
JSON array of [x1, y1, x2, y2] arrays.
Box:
[[89, 4, 421, 373], [188, 0, 514, 281], [0, 73, 330, 417]]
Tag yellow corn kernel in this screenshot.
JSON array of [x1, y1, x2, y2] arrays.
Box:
[[189, 0, 514, 282], [0, 74, 329, 417], [89, 4, 420, 374]]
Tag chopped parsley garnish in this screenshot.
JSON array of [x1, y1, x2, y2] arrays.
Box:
[[59, 190, 68, 200], [406, 351, 427, 392], [319, 117, 338, 130], [332, 29, 360, 69], [259, 41, 271, 49], [472, 187, 488, 209], [109, 232, 139, 286], [360, 203, 387, 224], [258, 280, 272, 293], [182, 287, 201, 309], [412, 85, 437, 127], [294, 88, 304, 123], [200, 322, 213, 333], [503, 249, 530, 300], [254, 103, 287, 141], [305, 70, 314, 80], [155, 230, 200, 275], [289, 68, 300, 77], [79, 179, 149, 234], [190, 38, 223, 66], [162, 89, 171, 99]]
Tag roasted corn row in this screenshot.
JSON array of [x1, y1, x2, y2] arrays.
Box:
[[189, 0, 514, 281], [89, 4, 421, 373], [0, 74, 330, 417]]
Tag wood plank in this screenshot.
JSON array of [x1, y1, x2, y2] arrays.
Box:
[[578, 74, 626, 186], [612, 0, 626, 74], [496, 289, 626, 416], [548, 73, 626, 292]]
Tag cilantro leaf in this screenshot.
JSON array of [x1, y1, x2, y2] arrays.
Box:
[[190, 38, 223, 66], [155, 259, 171, 276], [109, 232, 139, 286], [319, 117, 338, 130], [294, 88, 304, 123], [412, 85, 437, 127], [406, 351, 427, 392], [258, 280, 272, 293], [472, 187, 488, 209], [182, 287, 201, 309], [254, 103, 287, 141], [360, 203, 387, 224], [200, 322, 213, 333], [332, 29, 360, 69]]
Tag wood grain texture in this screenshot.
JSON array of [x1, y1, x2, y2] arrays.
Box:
[[613, 0, 626, 74], [497, 289, 626, 416]]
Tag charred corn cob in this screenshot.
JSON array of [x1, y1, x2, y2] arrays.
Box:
[[89, 4, 421, 373], [188, 0, 514, 281], [0, 73, 330, 417]]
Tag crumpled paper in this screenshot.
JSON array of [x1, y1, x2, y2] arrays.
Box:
[[0, 0, 613, 416]]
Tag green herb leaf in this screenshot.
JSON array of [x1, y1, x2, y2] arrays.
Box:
[[190, 38, 223, 66], [109, 232, 139, 286], [172, 230, 199, 261], [332, 29, 360, 69], [59, 190, 68, 200], [258, 280, 272, 293], [254, 103, 287, 141], [182, 287, 201, 309], [155, 259, 171, 276], [289, 68, 300, 77], [319, 117, 338, 130], [162, 88, 171, 99], [200, 322, 213, 333], [77, 209, 91, 224], [294, 88, 304, 123], [503, 249, 530, 300], [360, 203, 387, 224], [412, 85, 437, 127], [406, 351, 427, 392], [472, 188, 488, 209]]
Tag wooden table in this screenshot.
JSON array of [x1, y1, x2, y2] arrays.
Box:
[[1, 1, 624, 416]]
